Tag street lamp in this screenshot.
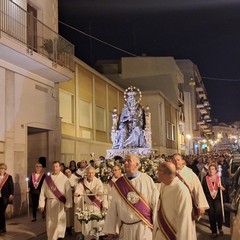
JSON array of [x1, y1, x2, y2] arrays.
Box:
[[186, 134, 192, 154]]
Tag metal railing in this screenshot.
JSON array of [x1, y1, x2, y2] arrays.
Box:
[[0, 0, 75, 71]]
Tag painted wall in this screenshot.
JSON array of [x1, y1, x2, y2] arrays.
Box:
[[0, 0, 68, 217], [59, 59, 124, 165]]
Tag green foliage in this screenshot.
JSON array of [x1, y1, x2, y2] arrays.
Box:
[[42, 38, 72, 55]]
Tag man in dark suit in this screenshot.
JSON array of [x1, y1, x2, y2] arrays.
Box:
[[28, 163, 46, 222], [0, 163, 14, 234]]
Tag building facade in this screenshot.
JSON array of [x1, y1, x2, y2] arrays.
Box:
[[0, 0, 74, 215], [96, 56, 184, 155], [59, 58, 124, 164], [176, 60, 213, 154]]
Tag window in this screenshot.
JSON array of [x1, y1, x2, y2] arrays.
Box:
[[79, 99, 92, 128], [96, 106, 106, 131], [172, 124, 176, 141], [59, 90, 74, 124], [167, 122, 171, 140]]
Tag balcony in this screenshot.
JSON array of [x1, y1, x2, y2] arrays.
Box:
[[199, 108, 208, 115], [196, 104, 204, 108], [0, 0, 74, 82]]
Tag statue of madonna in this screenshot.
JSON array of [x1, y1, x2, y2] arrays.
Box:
[[112, 86, 147, 149]]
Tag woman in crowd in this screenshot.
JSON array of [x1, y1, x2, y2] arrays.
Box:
[[202, 164, 225, 238], [69, 160, 77, 173], [0, 163, 14, 234]]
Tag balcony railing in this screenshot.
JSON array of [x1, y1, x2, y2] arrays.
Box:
[[0, 0, 74, 72]]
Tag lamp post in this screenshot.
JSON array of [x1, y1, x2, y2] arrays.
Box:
[[186, 134, 192, 154]]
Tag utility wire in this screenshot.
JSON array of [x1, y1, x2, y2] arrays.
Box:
[[202, 77, 240, 82], [59, 20, 240, 83], [59, 20, 137, 57]]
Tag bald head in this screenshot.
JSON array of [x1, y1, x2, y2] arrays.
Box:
[[158, 162, 176, 184], [159, 162, 176, 175]]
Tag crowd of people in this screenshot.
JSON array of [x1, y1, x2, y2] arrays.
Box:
[[0, 152, 240, 240]]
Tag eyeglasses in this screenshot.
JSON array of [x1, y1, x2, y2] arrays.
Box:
[[36, 166, 42, 168]]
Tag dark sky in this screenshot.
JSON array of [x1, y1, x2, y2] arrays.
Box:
[[58, 0, 240, 123]]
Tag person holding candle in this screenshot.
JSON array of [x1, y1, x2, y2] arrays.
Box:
[[28, 163, 45, 222]]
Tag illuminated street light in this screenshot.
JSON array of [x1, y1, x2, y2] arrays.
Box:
[[186, 134, 191, 140]]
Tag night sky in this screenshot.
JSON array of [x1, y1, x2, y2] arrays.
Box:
[[58, 0, 240, 123]]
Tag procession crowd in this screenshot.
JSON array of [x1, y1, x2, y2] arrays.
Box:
[[0, 152, 240, 240]]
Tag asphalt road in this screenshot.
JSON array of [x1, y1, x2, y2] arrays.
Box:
[[32, 215, 232, 240]]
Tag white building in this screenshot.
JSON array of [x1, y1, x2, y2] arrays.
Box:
[[0, 0, 74, 215], [176, 60, 213, 154], [96, 57, 184, 156]]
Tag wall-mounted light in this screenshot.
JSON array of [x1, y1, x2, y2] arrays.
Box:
[[189, 77, 195, 86]]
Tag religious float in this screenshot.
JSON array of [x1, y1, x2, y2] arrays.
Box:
[[106, 86, 153, 159]]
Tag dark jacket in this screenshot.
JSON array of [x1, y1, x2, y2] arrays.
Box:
[[29, 172, 46, 195], [1, 174, 14, 203]]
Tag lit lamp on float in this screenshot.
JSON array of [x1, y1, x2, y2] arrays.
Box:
[[25, 177, 29, 217]]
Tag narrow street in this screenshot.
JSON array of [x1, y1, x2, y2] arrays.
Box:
[[32, 220, 231, 240]]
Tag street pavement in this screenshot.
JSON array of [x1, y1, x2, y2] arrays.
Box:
[[0, 214, 232, 240]]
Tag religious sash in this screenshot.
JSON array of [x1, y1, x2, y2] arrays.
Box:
[[108, 178, 114, 188], [176, 172, 199, 220], [0, 173, 9, 190], [32, 172, 44, 189], [114, 175, 153, 229], [45, 176, 66, 204], [206, 175, 220, 199], [157, 192, 176, 240], [80, 180, 102, 209]]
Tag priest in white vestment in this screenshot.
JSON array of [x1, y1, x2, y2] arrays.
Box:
[[74, 166, 107, 240], [172, 154, 209, 239], [103, 154, 159, 240], [103, 164, 123, 207], [39, 161, 72, 240], [153, 162, 196, 240], [232, 200, 240, 239]]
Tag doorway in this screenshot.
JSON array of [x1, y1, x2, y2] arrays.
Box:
[[27, 127, 49, 176], [27, 4, 37, 51]]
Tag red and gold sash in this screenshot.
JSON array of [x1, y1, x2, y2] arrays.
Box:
[[45, 176, 66, 204], [206, 175, 220, 199], [176, 173, 199, 220], [80, 181, 102, 209], [0, 173, 9, 190], [157, 196, 176, 240], [32, 172, 44, 189], [114, 175, 153, 229]]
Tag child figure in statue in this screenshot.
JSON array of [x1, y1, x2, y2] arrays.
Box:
[[113, 86, 147, 149]]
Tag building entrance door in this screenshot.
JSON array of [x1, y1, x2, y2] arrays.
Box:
[[27, 127, 49, 176]]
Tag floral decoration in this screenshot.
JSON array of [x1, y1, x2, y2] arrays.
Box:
[[96, 157, 160, 183], [75, 208, 107, 224], [96, 159, 119, 184]]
